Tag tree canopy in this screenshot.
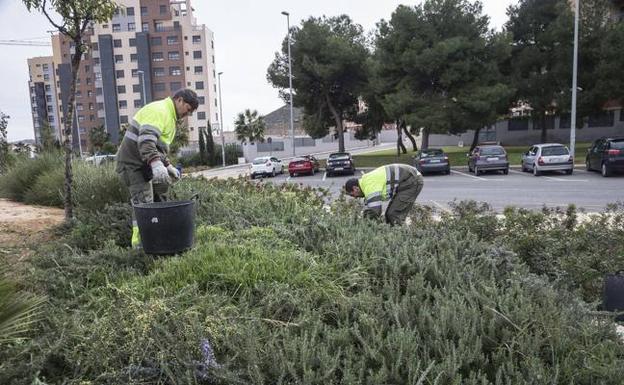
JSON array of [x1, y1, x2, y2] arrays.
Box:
[[267, 15, 369, 152], [234, 109, 266, 144]]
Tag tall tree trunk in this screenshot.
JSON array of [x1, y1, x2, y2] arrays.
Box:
[[325, 93, 345, 153], [540, 114, 547, 143], [470, 127, 482, 152], [401, 120, 417, 152], [396, 120, 406, 156], [63, 37, 83, 223], [421, 127, 430, 150]]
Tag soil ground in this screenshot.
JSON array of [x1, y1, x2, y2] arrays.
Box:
[[0, 198, 64, 262]]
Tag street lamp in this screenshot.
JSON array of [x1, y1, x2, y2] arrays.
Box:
[[281, 10, 295, 157], [137, 70, 146, 106], [217, 71, 225, 167], [569, 0, 580, 159]]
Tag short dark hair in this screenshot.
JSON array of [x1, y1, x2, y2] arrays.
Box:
[[344, 178, 359, 194], [173, 88, 199, 111]]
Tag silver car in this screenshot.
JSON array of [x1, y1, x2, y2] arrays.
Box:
[[521, 143, 574, 176]]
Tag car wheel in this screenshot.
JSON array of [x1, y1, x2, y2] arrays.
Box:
[[468, 164, 473, 173], [601, 162, 611, 177], [445, 168, 451, 175], [503, 168, 509, 175], [533, 164, 540, 176], [250, 173, 255, 180], [289, 173, 295, 177], [521, 161, 527, 172], [565, 168, 573, 175], [585, 159, 591, 171]]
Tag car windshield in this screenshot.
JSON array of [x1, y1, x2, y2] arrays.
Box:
[[329, 153, 350, 160], [252, 158, 269, 164], [421, 149, 444, 157], [611, 140, 624, 150], [480, 147, 505, 155], [541, 146, 568, 156]]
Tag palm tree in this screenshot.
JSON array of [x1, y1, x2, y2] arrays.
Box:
[[234, 109, 266, 145], [0, 271, 44, 344]]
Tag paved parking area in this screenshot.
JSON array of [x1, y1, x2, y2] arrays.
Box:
[[217, 166, 622, 213]]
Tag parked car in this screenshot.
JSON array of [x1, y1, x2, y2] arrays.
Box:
[[288, 155, 320, 177], [586, 136, 624, 177], [467, 145, 509, 175], [413, 148, 450, 175], [326, 152, 355, 176], [250, 156, 283, 179], [521, 143, 573, 176], [85, 152, 116, 166]]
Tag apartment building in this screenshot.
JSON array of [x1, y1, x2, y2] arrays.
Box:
[[27, 57, 62, 146], [27, 0, 217, 151]]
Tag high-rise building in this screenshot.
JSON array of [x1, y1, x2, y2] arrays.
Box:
[[27, 0, 217, 152]]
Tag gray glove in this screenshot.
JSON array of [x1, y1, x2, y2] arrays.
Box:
[[167, 164, 181, 181], [150, 160, 171, 184]]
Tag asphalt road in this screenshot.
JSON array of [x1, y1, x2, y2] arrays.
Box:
[[196, 165, 623, 213]]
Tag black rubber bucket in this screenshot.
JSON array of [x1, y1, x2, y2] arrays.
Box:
[[134, 200, 196, 255], [603, 271, 624, 321]]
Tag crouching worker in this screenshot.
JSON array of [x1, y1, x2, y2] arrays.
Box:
[[115, 88, 199, 249], [344, 164, 424, 225]]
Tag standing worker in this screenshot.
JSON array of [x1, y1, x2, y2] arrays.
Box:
[[116, 89, 199, 248], [344, 164, 424, 225]]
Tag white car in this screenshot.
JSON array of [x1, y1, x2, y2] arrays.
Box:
[[85, 153, 116, 166], [521, 143, 574, 176], [250, 156, 283, 179]]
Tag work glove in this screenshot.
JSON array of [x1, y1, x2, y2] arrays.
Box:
[[150, 160, 171, 184], [167, 164, 181, 181]]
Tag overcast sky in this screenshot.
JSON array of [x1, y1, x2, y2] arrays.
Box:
[[0, 0, 516, 142]]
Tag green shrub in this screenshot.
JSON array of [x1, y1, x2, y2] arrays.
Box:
[[72, 161, 128, 211], [23, 166, 64, 207], [0, 152, 62, 201]]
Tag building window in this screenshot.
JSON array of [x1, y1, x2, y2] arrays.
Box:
[[169, 66, 181, 76], [43, 74, 50, 81], [113, 39, 122, 48], [128, 22, 135, 31], [155, 21, 164, 32], [198, 96, 205, 105], [97, 102, 104, 110], [96, 88, 103, 95], [152, 52, 164, 61], [131, 69, 139, 77], [92, 42, 99, 51], [114, 54, 123, 63], [214, 98, 218, 107], [160, 5, 168, 14], [44, 84, 51, 92], [129, 38, 136, 47], [117, 85, 126, 94], [133, 84, 141, 93], [88, 103, 94, 110], [45, 95, 52, 103], [195, 81, 204, 89], [142, 22, 149, 32], [168, 51, 180, 60], [116, 70, 124, 78], [87, 90, 92, 97], [140, 6, 147, 16], [48, 115, 55, 122], [90, 115, 95, 121], [170, 81, 181, 91], [154, 67, 165, 77], [120, 115, 129, 124], [85, 77, 91, 85], [151, 37, 162, 46], [126, 6, 134, 16], [192, 35, 201, 44], [194, 66, 203, 74], [193, 50, 202, 59], [76, 103, 83, 111], [134, 99, 142, 108], [197, 111, 206, 120], [112, 23, 121, 32], [167, 36, 178, 45], [119, 100, 127, 109], [42, 63, 49, 71], [130, 54, 138, 62], [94, 57, 100, 65], [78, 115, 85, 122], [47, 105, 53, 113], [154, 83, 166, 92], [84, 65, 90, 72], [95, 72, 102, 80]]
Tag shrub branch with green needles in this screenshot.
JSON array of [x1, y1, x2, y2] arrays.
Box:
[[1, 158, 624, 383]]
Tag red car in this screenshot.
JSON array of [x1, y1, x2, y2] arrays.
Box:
[[288, 155, 320, 177]]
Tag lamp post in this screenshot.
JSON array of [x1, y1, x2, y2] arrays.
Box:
[[137, 70, 146, 106], [281, 11, 295, 157], [217, 71, 225, 167], [569, 0, 580, 159]]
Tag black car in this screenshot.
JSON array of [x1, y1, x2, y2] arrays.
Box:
[[326, 152, 355, 176], [413, 148, 450, 174], [586, 137, 624, 177]]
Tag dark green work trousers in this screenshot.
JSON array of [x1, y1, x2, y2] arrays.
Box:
[[385, 169, 424, 225]]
